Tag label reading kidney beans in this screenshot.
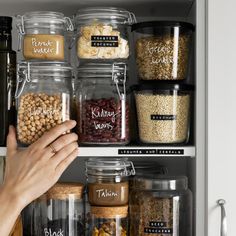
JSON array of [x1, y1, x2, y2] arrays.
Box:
[[79, 98, 129, 144]]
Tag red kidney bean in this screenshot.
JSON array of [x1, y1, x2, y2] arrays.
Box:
[[76, 97, 130, 145]]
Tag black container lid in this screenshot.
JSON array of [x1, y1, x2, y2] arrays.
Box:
[[0, 16, 12, 30], [132, 20, 195, 32], [132, 82, 195, 92]]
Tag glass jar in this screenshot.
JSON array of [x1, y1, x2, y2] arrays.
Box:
[[16, 61, 73, 146], [129, 160, 168, 190], [86, 158, 135, 206], [16, 11, 74, 61], [129, 176, 193, 236], [90, 205, 128, 236], [75, 63, 130, 145], [22, 183, 84, 236], [74, 7, 136, 60], [132, 21, 194, 81], [133, 83, 194, 144]]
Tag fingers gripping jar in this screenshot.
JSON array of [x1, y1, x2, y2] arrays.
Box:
[[75, 63, 130, 145], [16, 62, 73, 145], [74, 7, 136, 60], [16, 11, 74, 61]]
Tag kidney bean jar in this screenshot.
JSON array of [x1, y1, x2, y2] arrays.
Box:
[[75, 63, 130, 145], [16, 62, 72, 146]]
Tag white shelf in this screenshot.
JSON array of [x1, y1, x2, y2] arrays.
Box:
[[0, 146, 195, 157]]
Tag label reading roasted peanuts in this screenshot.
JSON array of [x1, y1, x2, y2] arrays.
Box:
[[23, 35, 65, 60], [91, 35, 119, 47], [151, 115, 177, 121]]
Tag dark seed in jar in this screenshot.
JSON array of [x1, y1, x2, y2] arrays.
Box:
[[77, 98, 129, 144]]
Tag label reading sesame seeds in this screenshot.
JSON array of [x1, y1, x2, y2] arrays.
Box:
[[151, 115, 177, 121], [91, 35, 119, 47]]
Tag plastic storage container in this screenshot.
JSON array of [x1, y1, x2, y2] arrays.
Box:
[[74, 7, 136, 60], [86, 158, 135, 206], [75, 63, 130, 145], [133, 83, 193, 144], [16, 11, 74, 61], [132, 21, 194, 81], [129, 176, 193, 236], [16, 62, 72, 145], [22, 183, 84, 236], [90, 205, 128, 236]]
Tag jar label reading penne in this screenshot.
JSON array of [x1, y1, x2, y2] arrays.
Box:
[[23, 35, 64, 60]]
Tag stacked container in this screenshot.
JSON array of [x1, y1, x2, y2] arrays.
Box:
[[132, 21, 195, 144], [15, 11, 74, 145], [86, 158, 135, 236], [74, 7, 136, 146]]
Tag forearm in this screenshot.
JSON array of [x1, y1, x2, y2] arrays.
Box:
[[0, 186, 23, 236]]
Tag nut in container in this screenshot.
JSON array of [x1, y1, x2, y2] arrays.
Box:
[[16, 61, 73, 146]]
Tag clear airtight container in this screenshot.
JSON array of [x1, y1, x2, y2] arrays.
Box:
[[75, 63, 130, 145], [74, 7, 136, 60], [133, 83, 194, 144], [90, 206, 128, 236], [86, 158, 135, 206], [16, 11, 74, 61], [132, 21, 194, 81], [22, 183, 84, 236], [16, 62, 72, 145], [129, 176, 193, 236]]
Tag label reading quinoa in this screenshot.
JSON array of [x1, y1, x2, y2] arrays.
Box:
[[151, 115, 177, 121], [91, 35, 119, 47]]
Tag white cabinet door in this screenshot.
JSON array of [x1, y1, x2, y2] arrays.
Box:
[[208, 0, 236, 235]]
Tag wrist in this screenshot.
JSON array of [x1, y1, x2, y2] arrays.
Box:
[[0, 184, 25, 214]]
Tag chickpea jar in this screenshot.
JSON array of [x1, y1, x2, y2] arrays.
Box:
[[16, 61, 73, 146], [16, 11, 74, 61]]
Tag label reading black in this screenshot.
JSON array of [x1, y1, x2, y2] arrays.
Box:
[[144, 228, 173, 234], [151, 115, 176, 121], [91, 35, 119, 47]]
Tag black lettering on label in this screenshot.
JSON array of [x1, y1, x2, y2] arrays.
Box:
[[151, 115, 176, 121], [91, 35, 119, 47]]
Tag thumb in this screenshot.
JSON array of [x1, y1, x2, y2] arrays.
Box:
[[7, 126, 17, 156]]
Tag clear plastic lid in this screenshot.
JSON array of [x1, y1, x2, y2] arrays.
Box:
[[74, 7, 136, 26], [16, 11, 74, 34], [132, 175, 188, 191], [86, 158, 135, 177]]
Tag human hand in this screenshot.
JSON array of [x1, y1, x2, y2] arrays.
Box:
[[2, 120, 79, 210]]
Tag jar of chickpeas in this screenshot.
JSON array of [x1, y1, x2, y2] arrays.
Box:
[[16, 61, 73, 146]]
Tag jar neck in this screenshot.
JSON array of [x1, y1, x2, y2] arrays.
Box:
[[0, 30, 12, 50]]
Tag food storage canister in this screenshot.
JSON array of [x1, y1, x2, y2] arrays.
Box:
[[129, 160, 168, 189], [74, 7, 136, 60], [75, 63, 130, 145], [16, 11, 74, 61], [16, 61, 73, 146], [132, 21, 194, 81], [86, 158, 135, 206], [129, 176, 193, 236], [22, 183, 84, 236], [133, 83, 194, 144], [90, 205, 129, 236]]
